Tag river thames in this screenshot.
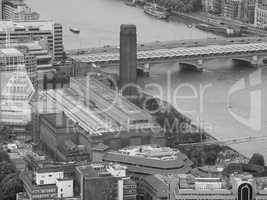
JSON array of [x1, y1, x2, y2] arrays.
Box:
[[27, 0, 267, 159]]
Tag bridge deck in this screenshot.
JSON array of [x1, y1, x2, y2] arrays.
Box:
[[69, 42, 267, 63]]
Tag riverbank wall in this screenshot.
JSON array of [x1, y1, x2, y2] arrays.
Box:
[[132, 91, 249, 164]]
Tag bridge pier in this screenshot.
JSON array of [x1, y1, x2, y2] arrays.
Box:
[[179, 59, 204, 72], [197, 59, 204, 71], [143, 63, 150, 77], [137, 63, 150, 77], [252, 55, 259, 68], [232, 55, 260, 68]]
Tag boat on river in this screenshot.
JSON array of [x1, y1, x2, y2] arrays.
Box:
[[125, 0, 136, 6], [144, 3, 169, 19], [69, 27, 80, 34]]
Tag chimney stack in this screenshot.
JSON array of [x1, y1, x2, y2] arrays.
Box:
[[119, 24, 137, 97]]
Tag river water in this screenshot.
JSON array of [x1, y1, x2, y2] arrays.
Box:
[[27, 0, 267, 159]]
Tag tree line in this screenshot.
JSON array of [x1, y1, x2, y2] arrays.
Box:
[[146, 0, 202, 13], [0, 151, 23, 200]]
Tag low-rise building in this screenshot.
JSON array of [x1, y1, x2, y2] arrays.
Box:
[[103, 145, 193, 199], [20, 170, 74, 200], [143, 173, 267, 200], [20, 154, 82, 200], [23, 154, 84, 178], [103, 145, 193, 175]]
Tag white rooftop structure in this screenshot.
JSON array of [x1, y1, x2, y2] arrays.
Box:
[[0, 48, 23, 56], [118, 145, 180, 161], [0, 66, 35, 125], [0, 65, 35, 101]]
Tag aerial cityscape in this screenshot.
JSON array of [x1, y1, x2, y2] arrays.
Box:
[[1, 0, 267, 200]]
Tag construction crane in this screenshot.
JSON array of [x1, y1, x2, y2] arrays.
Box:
[[178, 135, 267, 147]]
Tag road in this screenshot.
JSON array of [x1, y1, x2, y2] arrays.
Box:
[[187, 12, 267, 37]]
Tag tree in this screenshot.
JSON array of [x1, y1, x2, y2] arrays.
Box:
[[0, 151, 10, 162], [249, 153, 265, 166], [0, 192, 4, 200], [205, 150, 217, 165], [222, 163, 244, 176], [189, 148, 207, 166], [0, 161, 16, 182], [0, 173, 23, 200], [192, 0, 202, 11]]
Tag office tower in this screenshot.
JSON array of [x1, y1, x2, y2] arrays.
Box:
[[255, 0, 267, 28], [0, 21, 64, 61], [119, 24, 137, 97], [3, 0, 40, 21], [223, 0, 242, 19], [240, 0, 256, 24], [76, 163, 136, 200]]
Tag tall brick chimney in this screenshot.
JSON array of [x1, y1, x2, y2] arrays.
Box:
[[119, 24, 137, 97]]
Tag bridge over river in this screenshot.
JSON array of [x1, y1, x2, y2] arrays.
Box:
[[68, 38, 267, 74]]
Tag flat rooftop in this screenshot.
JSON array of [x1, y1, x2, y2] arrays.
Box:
[[0, 20, 54, 32], [103, 145, 193, 172], [0, 48, 23, 56], [76, 163, 107, 177], [4, 41, 45, 51], [41, 77, 159, 136], [76, 162, 126, 178]]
